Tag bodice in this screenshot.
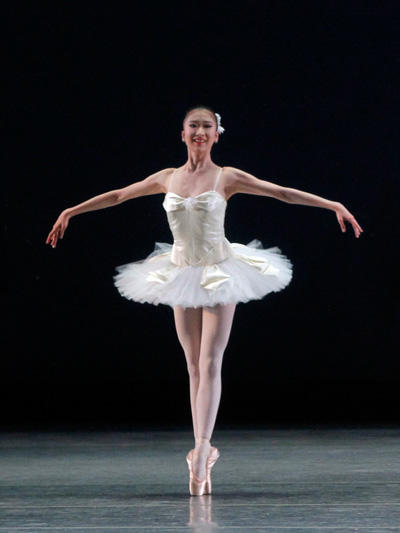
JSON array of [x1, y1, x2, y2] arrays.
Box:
[[162, 190, 234, 266]]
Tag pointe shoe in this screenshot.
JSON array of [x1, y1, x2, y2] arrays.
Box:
[[186, 446, 220, 496], [204, 446, 220, 495], [186, 449, 207, 496]]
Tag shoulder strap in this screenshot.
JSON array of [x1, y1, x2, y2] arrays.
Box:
[[168, 169, 177, 192], [212, 167, 223, 191]]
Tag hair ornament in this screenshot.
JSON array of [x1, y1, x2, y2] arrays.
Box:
[[215, 113, 225, 134]]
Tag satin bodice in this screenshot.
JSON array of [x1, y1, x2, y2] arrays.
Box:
[[162, 168, 234, 267]]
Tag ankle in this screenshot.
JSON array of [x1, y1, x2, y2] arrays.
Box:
[[195, 437, 211, 448]]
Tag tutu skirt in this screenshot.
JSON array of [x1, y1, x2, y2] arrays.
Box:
[[113, 239, 293, 309]]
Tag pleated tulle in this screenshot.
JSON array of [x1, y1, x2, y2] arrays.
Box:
[[113, 239, 293, 309]]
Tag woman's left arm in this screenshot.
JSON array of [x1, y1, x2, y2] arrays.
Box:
[[226, 167, 364, 238], [283, 187, 364, 238]]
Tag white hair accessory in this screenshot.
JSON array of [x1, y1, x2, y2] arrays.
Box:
[[215, 113, 225, 134]]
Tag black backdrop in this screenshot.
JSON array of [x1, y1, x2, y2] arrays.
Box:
[[4, 3, 398, 429]]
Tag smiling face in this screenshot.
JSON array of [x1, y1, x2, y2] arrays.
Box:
[[182, 108, 219, 150]]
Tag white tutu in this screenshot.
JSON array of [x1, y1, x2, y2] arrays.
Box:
[[113, 238, 293, 309]]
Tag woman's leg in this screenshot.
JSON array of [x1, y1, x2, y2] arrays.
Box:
[[192, 302, 237, 478], [173, 305, 203, 440]]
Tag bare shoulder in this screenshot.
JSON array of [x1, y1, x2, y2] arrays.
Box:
[[116, 168, 175, 203], [221, 166, 244, 199], [222, 166, 285, 201], [150, 167, 176, 194]]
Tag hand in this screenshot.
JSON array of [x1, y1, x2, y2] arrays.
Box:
[[46, 210, 71, 248], [334, 203, 364, 238]]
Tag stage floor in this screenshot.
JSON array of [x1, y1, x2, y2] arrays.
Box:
[[0, 427, 399, 531]]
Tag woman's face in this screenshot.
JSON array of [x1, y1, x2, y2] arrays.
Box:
[[182, 109, 219, 150]]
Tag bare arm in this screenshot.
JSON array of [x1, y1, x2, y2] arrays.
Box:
[[67, 167, 172, 216], [225, 166, 364, 238], [46, 168, 173, 248], [65, 189, 120, 217]]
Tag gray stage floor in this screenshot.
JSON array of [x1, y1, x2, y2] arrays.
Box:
[[0, 427, 399, 531]]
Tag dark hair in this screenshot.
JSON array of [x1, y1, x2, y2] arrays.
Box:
[[183, 104, 218, 128]]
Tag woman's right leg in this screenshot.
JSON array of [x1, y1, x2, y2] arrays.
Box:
[[173, 305, 203, 442]]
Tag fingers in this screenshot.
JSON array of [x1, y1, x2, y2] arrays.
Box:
[[349, 215, 364, 238], [45, 231, 53, 246], [46, 226, 61, 248], [50, 232, 58, 248], [337, 214, 346, 232], [352, 220, 364, 238], [337, 207, 364, 239], [355, 220, 364, 234], [46, 216, 69, 246], [343, 217, 364, 238]]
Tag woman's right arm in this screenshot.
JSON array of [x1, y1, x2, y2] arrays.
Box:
[[46, 168, 173, 248]]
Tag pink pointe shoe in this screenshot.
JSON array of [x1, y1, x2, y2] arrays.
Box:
[[186, 446, 220, 496]]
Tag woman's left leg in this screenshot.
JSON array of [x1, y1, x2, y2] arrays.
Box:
[[192, 302, 237, 479]]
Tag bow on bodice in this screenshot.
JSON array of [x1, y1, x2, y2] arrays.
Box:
[[162, 191, 224, 212]]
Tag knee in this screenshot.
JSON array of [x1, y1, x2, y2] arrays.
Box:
[[201, 356, 222, 380], [187, 362, 200, 379], [183, 346, 200, 378]]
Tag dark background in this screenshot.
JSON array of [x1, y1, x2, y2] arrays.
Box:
[[4, 3, 398, 430]]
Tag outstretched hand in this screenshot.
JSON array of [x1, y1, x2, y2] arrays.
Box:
[[334, 203, 364, 238], [46, 210, 71, 248]]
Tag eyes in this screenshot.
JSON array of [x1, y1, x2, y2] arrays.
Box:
[[189, 123, 213, 128]]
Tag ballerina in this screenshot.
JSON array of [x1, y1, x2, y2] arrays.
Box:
[[46, 105, 363, 495]]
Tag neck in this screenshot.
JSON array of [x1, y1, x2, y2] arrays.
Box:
[[185, 150, 214, 173]]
